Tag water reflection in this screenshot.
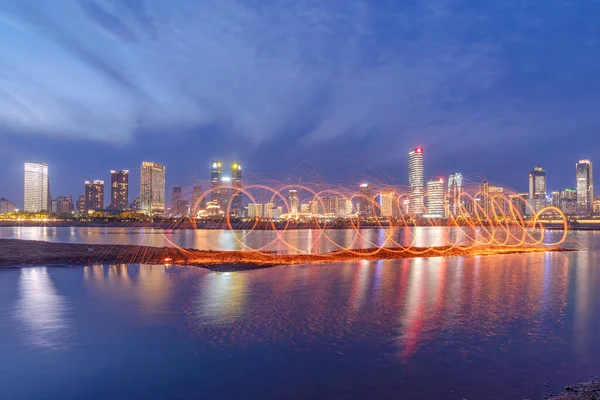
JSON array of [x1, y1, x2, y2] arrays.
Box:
[[14, 267, 70, 350]]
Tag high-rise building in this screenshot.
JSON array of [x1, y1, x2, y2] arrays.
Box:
[[56, 195, 74, 215], [576, 160, 594, 216], [211, 160, 224, 207], [231, 161, 243, 217], [509, 193, 529, 218], [0, 198, 17, 214], [528, 166, 546, 214], [110, 170, 129, 211], [85, 180, 104, 213], [358, 183, 374, 218], [559, 188, 577, 215], [426, 179, 445, 218], [77, 195, 86, 215], [289, 190, 299, 214], [408, 148, 424, 215], [24, 162, 49, 212], [448, 173, 463, 216], [171, 187, 182, 216], [336, 198, 349, 218], [379, 188, 396, 218], [140, 161, 166, 216], [248, 203, 264, 219], [321, 196, 339, 216], [191, 186, 205, 216]]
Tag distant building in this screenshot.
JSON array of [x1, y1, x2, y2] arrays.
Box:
[[448, 173, 463, 216], [559, 188, 577, 215], [140, 161, 166, 216], [322, 196, 339, 216], [509, 193, 528, 218], [289, 190, 299, 214], [0, 198, 17, 214], [358, 183, 374, 218], [77, 195, 86, 215], [594, 196, 600, 216], [300, 203, 310, 213], [231, 162, 243, 216], [210, 161, 226, 209], [480, 181, 505, 217], [528, 166, 546, 214], [24, 162, 49, 212], [56, 195, 74, 215], [426, 179, 445, 218], [408, 148, 424, 215], [248, 203, 263, 219], [337, 198, 349, 218], [576, 160, 594, 216], [110, 170, 129, 211], [171, 187, 185, 217], [85, 180, 104, 213], [192, 186, 205, 216], [379, 188, 397, 218]]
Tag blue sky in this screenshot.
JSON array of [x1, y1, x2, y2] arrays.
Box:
[[1, 0, 599, 205]]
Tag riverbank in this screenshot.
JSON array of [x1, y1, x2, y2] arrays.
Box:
[[0, 238, 573, 271], [546, 378, 600, 399]]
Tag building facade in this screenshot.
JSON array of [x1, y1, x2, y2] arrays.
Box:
[[140, 161, 166, 216], [171, 186, 183, 216], [448, 173, 463, 216], [289, 190, 299, 214], [230, 161, 243, 216], [85, 180, 105, 213], [379, 188, 397, 218], [528, 166, 546, 214], [576, 160, 594, 216], [24, 162, 49, 212], [110, 170, 129, 211], [191, 186, 205, 216], [56, 195, 74, 215], [408, 148, 424, 215], [426, 179, 445, 218], [358, 183, 374, 218], [0, 198, 17, 214]]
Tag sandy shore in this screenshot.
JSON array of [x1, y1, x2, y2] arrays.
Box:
[[0, 238, 573, 271]]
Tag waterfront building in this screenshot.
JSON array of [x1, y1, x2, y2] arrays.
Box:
[[140, 161, 166, 216], [77, 195, 86, 215], [289, 190, 299, 214], [336, 198, 349, 218], [85, 180, 104, 213], [379, 188, 396, 218], [130, 196, 141, 212], [559, 188, 577, 215], [210, 161, 227, 209], [448, 173, 463, 216], [594, 196, 600, 216], [576, 160, 594, 216], [408, 148, 424, 215], [56, 195, 74, 215], [358, 183, 374, 218], [0, 198, 17, 214], [426, 179, 445, 218], [24, 162, 49, 212], [322, 196, 339, 216], [231, 162, 243, 217], [528, 166, 547, 214], [172, 187, 183, 216], [300, 203, 310, 213], [110, 170, 129, 211], [192, 186, 206, 216]]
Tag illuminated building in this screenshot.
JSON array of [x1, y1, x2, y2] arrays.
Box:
[[210, 161, 225, 209], [0, 198, 17, 214], [264, 203, 275, 219], [322, 196, 339, 216], [508, 193, 528, 218], [358, 183, 374, 218], [85, 180, 104, 213], [289, 190, 299, 214], [425, 179, 445, 218], [140, 161, 166, 216], [171, 187, 182, 216], [192, 186, 205, 216], [528, 166, 546, 214], [576, 160, 594, 216], [77, 195, 86, 215], [56, 195, 74, 215], [336, 198, 349, 218], [110, 170, 129, 211], [300, 203, 310, 213], [379, 188, 397, 218], [551, 191, 560, 208], [448, 173, 463, 216], [594, 196, 600, 216], [559, 188, 577, 215], [206, 200, 220, 216], [24, 162, 49, 212], [130, 196, 141, 212], [310, 200, 323, 216], [408, 148, 424, 215], [231, 162, 243, 217], [247, 203, 262, 218]]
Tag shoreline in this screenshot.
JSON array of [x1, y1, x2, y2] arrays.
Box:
[[545, 378, 600, 399], [0, 238, 574, 271]]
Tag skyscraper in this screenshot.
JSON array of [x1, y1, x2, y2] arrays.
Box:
[[426, 179, 445, 218], [379, 188, 397, 218], [56, 195, 74, 215], [110, 170, 129, 211], [448, 173, 463, 216], [211, 160, 224, 208], [408, 148, 424, 215], [85, 180, 105, 213], [192, 186, 205, 216], [289, 190, 299, 214], [231, 161, 243, 216], [576, 160, 594, 216], [140, 161, 166, 216], [24, 162, 49, 212], [528, 166, 546, 214], [172, 186, 182, 216], [358, 183, 374, 218], [559, 188, 577, 215]]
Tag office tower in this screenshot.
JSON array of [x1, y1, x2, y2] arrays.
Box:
[[110, 170, 129, 211], [231, 161, 243, 216], [426, 179, 445, 218], [358, 183, 374, 218], [77, 195, 86, 215], [172, 187, 182, 216], [85, 180, 104, 213], [289, 190, 299, 214], [559, 188, 577, 215], [528, 166, 546, 214], [191, 186, 205, 216], [576, 160, 594, 216], [56, 196, 74, 215], [594, 196, 600, 216], [408, 148, 424, 215], [321, 196, 339, 216], [447, 173, 463, 216], [0, 198, 17, 214], [551, 191, 561, 208], [140, 161, 166, 216], [379, 188, 396, 218], [24, 162, 49, 212], [336, 198, 348, 218], [211, 160, 224, 207]]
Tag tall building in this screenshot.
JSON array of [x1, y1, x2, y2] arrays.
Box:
[[336, 198, 349, 218], [408, 148, 424, 215], [322, 196, 339, 216], [110, 170, 129, 211], [289, 190, 299, 214], [448, 173, 463, 216], [576, 160, 594, 216], [358, 183, 374, 218], [426, 179, 445, 218], [231, 161, 243, 216], [211, 160, 224, 207], [140, 161, 166, 216], [85, 180, 105, 213], [77, 195, 86, 215], [509, 193, 529, 218], [172, 187, 182, 216], [528, 166, 546, 214], [559, 188, 577, 215], [0, 198, 17, 214], [24, 162, 49, 212], [56, 195, 74, 215], [379, 188, 396, 218], [192, 186, 205, 216]]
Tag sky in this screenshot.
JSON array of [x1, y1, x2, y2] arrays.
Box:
[[1, 0, 600, 205]]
